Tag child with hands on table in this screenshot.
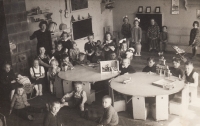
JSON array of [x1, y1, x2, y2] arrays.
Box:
[[119, 58, 136, 75]]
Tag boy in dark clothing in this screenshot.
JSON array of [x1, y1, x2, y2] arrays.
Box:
[[92, 49, 104, 63], [53, 42, 63, 65], [119, 58, 136, 75], [169, 58, 184, 78], [142, 57, 156, 73]]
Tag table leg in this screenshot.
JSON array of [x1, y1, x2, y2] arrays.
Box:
[[82, 82, 95, 104], [63, 80, 73, 94], [109, 86, 114, 106], [54, 77, 64, 98]]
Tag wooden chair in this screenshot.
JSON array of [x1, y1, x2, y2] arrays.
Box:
[[169, 86, 189, 116], [0, 113, 7, 126]]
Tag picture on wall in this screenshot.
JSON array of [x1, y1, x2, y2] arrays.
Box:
[[197, 9, 200, 19], [70, 0, 88, 12], [172, 0, 179, 14], [146, 7, 151, 13], [155, 7, 160, 13], [138, 6, 143, 13]]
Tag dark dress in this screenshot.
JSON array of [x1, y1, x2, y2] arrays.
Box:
[[30, 30, 52, 55], [169, 67, 184, 78], [84, 41, 96, 62], [43, 112, 62, 126], [185, 70, 195, 83], [119, 65, 136, 75], [121, 23, 132, 38], [142, 65, 157, 73], [53, 50, 63, 65], [60, 39, 72, 55], [38, 54, 50, 72], [103, 40, 117, 60], [189, 28, 200, 46]]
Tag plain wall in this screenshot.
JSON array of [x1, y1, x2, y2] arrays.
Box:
[[25, 0, 113, 52]]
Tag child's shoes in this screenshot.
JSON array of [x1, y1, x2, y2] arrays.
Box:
[[39, 92, 43, 96]]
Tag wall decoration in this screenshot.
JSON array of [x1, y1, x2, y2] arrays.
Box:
[[197, 9, 200, 19], [138, 6, 143, 13], [172, 0, 179, 14], [146, 7, 151, 13], [70, 0, 88, 12], [100, 60, 119, 73], [104, 26, 112, 34], [155, 7, 160, 13]]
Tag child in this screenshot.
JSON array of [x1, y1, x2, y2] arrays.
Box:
[[53, 42, 63, 65], [121, 16, 131, 48], [84, 35, 96, 62], [61, 54, 74, 71], [189, 21, 200, 58], [98, 95, 119, 126], [92, 49, 105, 63], [70, 41, 80, 64], [9, 86, 43, 120], [159, 26, 168, 54], [43, 101, 62, 126], [61, 81, 87, 117], [0, 63, 21, 100], [109, 52, 119, 61], [142, 57, 157, 73], [96, 40, 103, 49], [119, 58, 136, 75], [60, 31, 72, 54], [118, 42, 128, 60], [184, 61, 199, 102], [169, 57, 184, 78], [48, 59, 61, 94], [76, 53, 90, 65], [131, 17, 142, 56], [30, 59, 45, 96]]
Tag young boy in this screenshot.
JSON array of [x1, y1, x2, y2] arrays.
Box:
[[159, 26, 168, 54], [53, 42, 63, 65], [92, 49, 104, 63], [10, 85, 43, 120], [169, 57, 184, 78], [119, 58, 136, 75], [61, 81, 87, 117], [98, 95, 119, 126], [142, 57, 157, 73], [109, 52, 119, 61], [76, 53, 90, 65], [44, 101, 62, 126]]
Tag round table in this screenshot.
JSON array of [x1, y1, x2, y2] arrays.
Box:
[[58, 65, 119, 104], [110, 72, 185, 120]]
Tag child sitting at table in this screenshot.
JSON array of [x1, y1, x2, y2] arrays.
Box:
[[185, 61, 199, 102], [61, 81, 87, 117], [92, 49, 105, 63], [142, 57, 157, 73], [70, 41, 80, 64], [76, 53, 90, 65], [109, 51, 120, 61], [118, 41, 128, 60], [48, 59, 61, 94], [119, 58, 136, 75], [9, 85, 44, 120], [169, 57, 184, 78], [53, 42, 63, 65], [44, 101, 62, 126], [61, 54, 74, 71], [97, 95, 119, 126]]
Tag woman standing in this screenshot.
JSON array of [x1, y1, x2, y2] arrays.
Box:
[[147, 19, 160, 51], [30, 21, 53, 56]]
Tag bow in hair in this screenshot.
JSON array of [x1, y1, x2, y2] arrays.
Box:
[[134, 17, 140, 22]]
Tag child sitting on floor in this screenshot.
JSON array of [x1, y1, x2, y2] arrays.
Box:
[[53, 42, 63, 65], [30, 59, 45, 96], [48, 59, 61, 94], [61, 54, 74, 71], [76, 53, 90, 65], [169, 57, 184, 78], [9, 85, 43, 120], [97, 95, 119, 126], [92, 49, 105, 63], [142, 57, 157, 73], [119, 58, 136, 75], [69, 41, 80, 64], [44, 101, 62, 126], [61, 81, 87, 117]]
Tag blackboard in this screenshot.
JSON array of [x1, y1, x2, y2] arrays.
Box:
[[72, 18, 93, 40], [135, 14, 162, 31], [71, 0, 88, 11]]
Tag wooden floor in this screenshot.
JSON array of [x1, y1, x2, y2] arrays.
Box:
[[0, 50, 200, 126]]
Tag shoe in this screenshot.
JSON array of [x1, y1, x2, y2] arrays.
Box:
[[39, 92, 43, 96]]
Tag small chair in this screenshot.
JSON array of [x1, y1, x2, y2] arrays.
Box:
[[0, 113, 7, 126], [169, 86, 189, 116]]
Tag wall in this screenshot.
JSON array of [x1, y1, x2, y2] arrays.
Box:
[[25, 0, 113, 52], [113, 0, 200, 52]]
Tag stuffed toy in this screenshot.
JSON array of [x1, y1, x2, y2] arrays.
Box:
[[125, 48, 135, 60]]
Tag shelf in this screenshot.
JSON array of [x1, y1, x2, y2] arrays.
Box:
[[71, 17, 92, 23], [27, 12, 52, 17]]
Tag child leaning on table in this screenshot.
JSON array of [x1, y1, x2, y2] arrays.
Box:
[[97, 95, 119, 126], [61, 54, 74, 71], [76, 52, 90, 65], [61, 81, 87, 117], [142, 57, 157, 73], [119, 58, 136, 75]]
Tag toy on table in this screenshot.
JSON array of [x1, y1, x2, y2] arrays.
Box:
[[159, 56, 166, 66], [122, 77, 132, 84]]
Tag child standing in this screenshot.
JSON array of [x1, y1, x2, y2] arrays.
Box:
[[30, 59, 45, 96], [119, 58, 136, 75], [159, 26, 168, 54], [97, 95, 119, 126], [70, 41, 80, 64], [84, 35, 96, 62], [121, 16, 131, 48], [189, 21, 200, 58], [9, 86, 43, 120], [43, 101, 62, 126], [131, 17, 142, 56], [53, 42, 63, 65], [142, 57, 157, 73], [61, 81, 87, 117], [48, 59, 61, 94], [169, 57, 184, 78]]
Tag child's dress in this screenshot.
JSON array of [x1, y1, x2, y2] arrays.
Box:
[[53, 50, 63, 65], [30, 66, 45, 85], [84, 41, 96, 62], [131, 26, 142, 47], [121, 23, 132, 39]]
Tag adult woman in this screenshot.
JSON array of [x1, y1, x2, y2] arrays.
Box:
[[103, 32, 117, 60], [147, 19, 160, 51], [84, 35, 96, 62], [30, 21, 53, 55]]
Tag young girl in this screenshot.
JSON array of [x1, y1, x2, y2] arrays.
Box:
[[48, 59, 60, 94], [53, 42, 63, 65], [84, 35, 96, 62], [38, 46, 51, 72], [30, 59, 45, 96], [60, 31, 72, 54], [131, 17, 142, 56], [189, 21, 200, 58], [121, 16, 132, 48], [61, 54, 74, 71], [70, 41, 80, 64], [118, 42, 128, 60], [159, 26, 168, 54]]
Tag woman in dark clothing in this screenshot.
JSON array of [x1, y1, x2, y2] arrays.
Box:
[[121, 16, 131, 48], [30, 21, 53, 56]]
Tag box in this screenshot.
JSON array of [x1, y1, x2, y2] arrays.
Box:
[[100, 60, 119, 73]]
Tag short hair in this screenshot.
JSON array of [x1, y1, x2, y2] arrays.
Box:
[[123, 17, 129, 22], [39, 20, 48, 28], [162, 26, 168, 29], [102, 95, 112, 101], [62, 54, 69, 60], [104, 32, 113, 40], [39, 46, 45, 50], [193, 21, 199, 27], [185, 61, 193, 66], [71, 41, 77, 46], [60, 31, 69, 38], [3, 62, 11, 68], [17, 85, 24, 90], [49, 101, 61, 108], [50, 59, 59, 66], [172, 57, 181, 63], [74, 81, 83, 86], [87, 34, 94, 39], [147, 57, 155, 62]]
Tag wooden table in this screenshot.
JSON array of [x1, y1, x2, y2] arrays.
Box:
[[110, 72, 185, 120], [58, 65, 119, 104]]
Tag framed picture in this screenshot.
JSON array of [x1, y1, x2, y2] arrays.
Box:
[[100, 60, 119, 73], [70, 0, 88, 12], [138, 6, 143, 13], [172, 0, 179, 14], [155, 7, 160, 13], [146, 7, 151, 13], [197, 9, 200, 19]]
